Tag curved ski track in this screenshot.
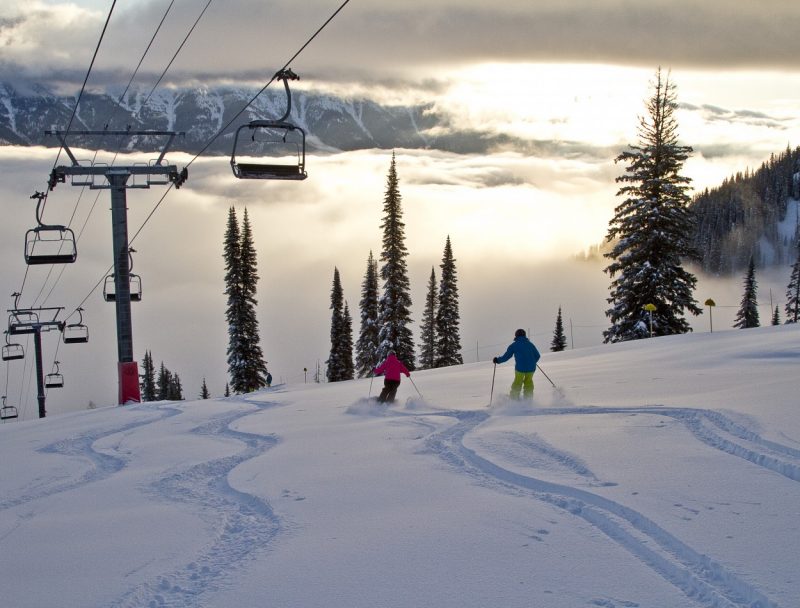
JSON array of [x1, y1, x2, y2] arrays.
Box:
[[111, 399, 282, 608], [0, 405, 182, 512], [414, 405, 795, 608]]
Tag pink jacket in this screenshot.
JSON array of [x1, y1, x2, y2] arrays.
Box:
[[374, 353, 410, 382]]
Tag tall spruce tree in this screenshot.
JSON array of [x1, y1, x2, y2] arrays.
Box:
[[140, 350, 156, 401], [342, 302, 355, 380], [224, 207, 268, 394], [551, 307, 568, 352], [326, 267, 350, 382], [418, 268, 437, 370], [604, 68, 701, 342], [377, 152, 415, 369], [435, 236, 463, 367], [237, 209, 268, 392], [355, 251, 380, 377], [785, 241, 800, 323], [772, 306, 781, 326], [200, 378, 210, 399], [734, 257, 760, 328], [157, 362, 170, 400]]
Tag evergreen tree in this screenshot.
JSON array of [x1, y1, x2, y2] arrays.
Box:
[[224, 207, 268, 394], [376, 152, 415, 369], [157, 362, 170, 400], [435, 236, 463, 368], [418, 268, 437, 370], [551, 307, 568, 352], [604, 68, 701, 343], [785, 242, 800, 323], [237, 209, 268, 392], [355, 251, 380, 377], [734, 257, 760, 328], [341, 302, 355, 380], [140, 350, 156, 401], [200, 378, 210, 399], [224, 383, 230, 397], [169, 373, 184, 400], [326, 267, 349, 382], [772, 306, 781, 326]]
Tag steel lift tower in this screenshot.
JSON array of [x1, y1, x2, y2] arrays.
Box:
[[46, 130, 188, 404]]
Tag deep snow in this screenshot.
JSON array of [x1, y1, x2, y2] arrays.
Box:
[[1, 324, 799, 608]]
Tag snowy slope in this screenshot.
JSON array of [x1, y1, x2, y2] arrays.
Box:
[[1, 325, 799, 608]]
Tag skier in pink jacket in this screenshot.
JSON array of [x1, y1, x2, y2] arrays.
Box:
[[373, 350, 410, 403]]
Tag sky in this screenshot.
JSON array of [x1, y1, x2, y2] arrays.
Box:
[[1, 325, 799, 607], [1, 0, 800, 415]]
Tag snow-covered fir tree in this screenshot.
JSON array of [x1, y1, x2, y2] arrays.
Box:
[[734, 257, 760, 329], [604, 68, 701, 342], [327, 268, 354, 382], [200, 378, 210, 399], [551, 307, 568, 352], [772, 306, 781, 326], [377, 152, 415, 369], [224, 207, 268, 394], [785, 241, 800, 323], [342, 302, 355, 380], [355, 251, 380, 377], [435, 236, 463, 368], [139, 350, 156, 401], [418, 268, 437, 370]]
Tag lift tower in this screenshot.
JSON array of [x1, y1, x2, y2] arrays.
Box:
[[46, 130, 188, 404]]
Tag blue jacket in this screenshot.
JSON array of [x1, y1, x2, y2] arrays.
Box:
[[495, 336, 541, 373]]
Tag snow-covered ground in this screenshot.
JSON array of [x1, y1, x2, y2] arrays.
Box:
[[1, 325, 799, 608]]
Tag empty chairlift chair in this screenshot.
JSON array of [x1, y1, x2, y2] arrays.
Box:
[[104, 249, 142, 302], [45, 361, 64, 389], [1, 396, 18, 421], [230, 69, 307, 181], [2, 331, 24, 361], [24, 192, 77, 265], [62, 308, 89, 344]]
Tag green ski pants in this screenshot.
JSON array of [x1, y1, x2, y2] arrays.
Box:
[[510, 370, 535, 400]]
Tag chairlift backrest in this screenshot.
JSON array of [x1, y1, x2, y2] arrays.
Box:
[[1, 397, 18, 420], [25, 225, 78, 265], [8, 311, 40, 335]]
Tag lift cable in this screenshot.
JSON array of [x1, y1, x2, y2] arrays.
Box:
[[61, 0, 351, 322], [20, 0, 179, 315]]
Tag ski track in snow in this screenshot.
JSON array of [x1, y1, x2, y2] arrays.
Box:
[[390, 404, 796, 608], [0, 406, 182, 512], [111, 398, 282, 608]]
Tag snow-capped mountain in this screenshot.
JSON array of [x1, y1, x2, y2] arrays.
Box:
[[0, 81, 442, 155]]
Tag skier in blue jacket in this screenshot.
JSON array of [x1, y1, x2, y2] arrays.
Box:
[[493, 329, 541, 400]]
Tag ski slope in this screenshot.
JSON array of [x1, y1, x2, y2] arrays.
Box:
[[1, 325, 798, 608]]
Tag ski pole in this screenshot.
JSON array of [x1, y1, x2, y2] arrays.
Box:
[[490, 362, 496, 406], [536, 364, 563, 396], [368, 373, 374, 398], [409, 376, 423, 398]]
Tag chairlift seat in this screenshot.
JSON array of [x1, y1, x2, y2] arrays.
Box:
[[233, 162, 307, 180], [0, 405, 18, 420], [104, 274, 142, 302], [24, 226, 78, 265]]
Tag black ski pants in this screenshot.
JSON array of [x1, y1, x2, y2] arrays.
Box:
[[378, 379, 401, 403]]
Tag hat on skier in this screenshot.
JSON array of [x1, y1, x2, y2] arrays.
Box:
[[514, 328, 526, 338]]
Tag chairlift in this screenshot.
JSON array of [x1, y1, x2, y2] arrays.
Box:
[[2, 331, 24, 361], [231, 69, 308, 181], [24, 192, 78, 265], [1, 396, 18, 421], [45, 361, 64, 389], [103, 249, 142, 302], [62, 308, 89, 344]]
